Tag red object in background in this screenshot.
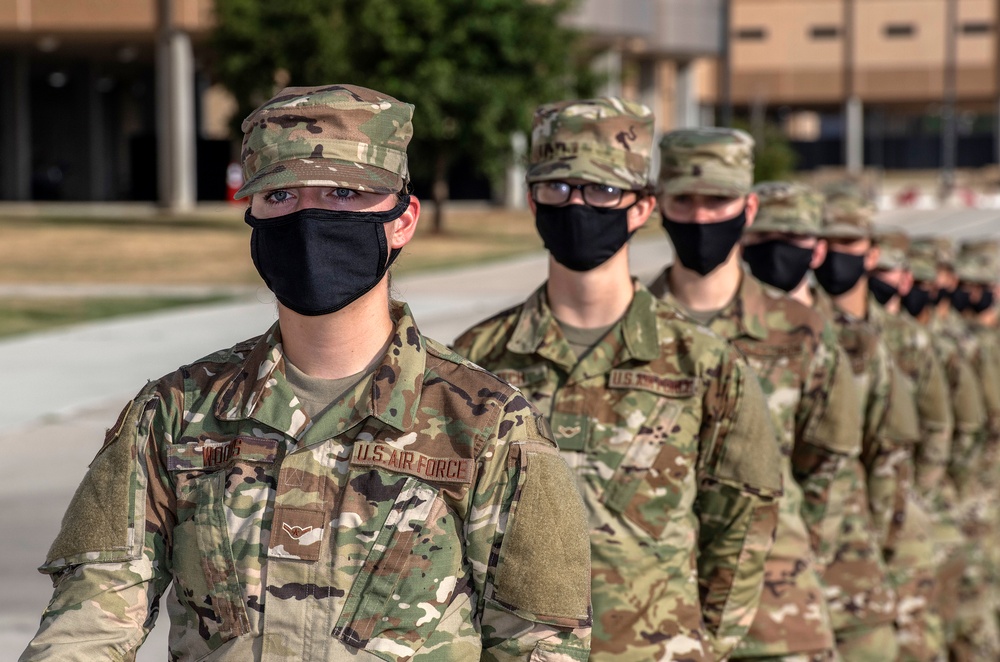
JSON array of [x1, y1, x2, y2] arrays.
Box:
[[960, 187, 977, 207], [896, 186, 919, 207], [226, 163, 243, 203]]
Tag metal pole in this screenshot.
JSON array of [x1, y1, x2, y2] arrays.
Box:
[[719, 0, 732, 127], [156, 0, 196, 212], [941, 0, 958, 198], [843, 0, 864, 174]]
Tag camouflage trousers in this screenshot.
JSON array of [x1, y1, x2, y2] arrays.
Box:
[[928, 529, 965, 650], [888, 497, 940, 662], [949, 498, 1000, 662], [833, 624, 898, 662], [736, 650, 839, 662]]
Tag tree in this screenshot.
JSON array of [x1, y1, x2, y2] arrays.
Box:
[[212, 0, 591, 232]]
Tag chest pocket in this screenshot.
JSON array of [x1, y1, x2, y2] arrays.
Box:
[[599, 372, 695, 540], [166, 435, 281, 649], [332, 465, 466, 657]]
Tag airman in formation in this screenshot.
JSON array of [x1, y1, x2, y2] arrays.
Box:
[[22, 89, 1000, 662]]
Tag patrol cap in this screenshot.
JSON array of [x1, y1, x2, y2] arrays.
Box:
[[908, 238, 940, 281], [527, 97, 654, 190], [657, 127, 755, 198], [956, 251, 997, 284], [820, 182, 875, 239], [961, 238, 1000, 258], [745, 181, 822, 236], [235, 84, 414, 200], [912, 236, 956, 269], [874, 228, 910, 270]]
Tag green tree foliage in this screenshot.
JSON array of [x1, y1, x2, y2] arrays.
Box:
[[733, 120, 799, 183], [212, 0, 591, 232]]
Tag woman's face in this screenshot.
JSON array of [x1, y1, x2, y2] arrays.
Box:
[[250, 186, 398, 218]]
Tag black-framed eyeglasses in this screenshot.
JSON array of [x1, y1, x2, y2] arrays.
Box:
[[530, 181, 632, 208]]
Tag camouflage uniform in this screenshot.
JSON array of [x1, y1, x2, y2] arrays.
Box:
[[655, 129, 862, 661], [747, 185, 899, 660], [455, 99, 783, 661], [816, 195, 940, 662], [454, 285, 783, 661], [909, 239, 998, 662], [955, 242, 1000, 651], [21, 86, 593, 662], [871, 230, 963, 657]]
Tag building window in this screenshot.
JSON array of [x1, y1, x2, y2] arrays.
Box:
[[734, 27, 767, 41], [961, 21, 993, 35], [810, 25, 840, 39], [884, 23, 915, 38]]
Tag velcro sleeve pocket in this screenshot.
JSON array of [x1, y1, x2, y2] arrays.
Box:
[[42, 392, 157, 571], [493, 442, 591, 628]]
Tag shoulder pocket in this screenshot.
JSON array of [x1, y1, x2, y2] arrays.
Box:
[[494, 442, 591, 628], [43, 392, 157, 570]]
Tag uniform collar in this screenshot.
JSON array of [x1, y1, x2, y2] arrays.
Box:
[[649, 266, 769, 341], [506, 279, 660, 371], [214, 300, 425, 440]]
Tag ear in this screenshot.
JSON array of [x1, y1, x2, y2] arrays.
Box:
[[388, 196, 421, 250], [627, 194, 656, 233], [743, 192, 759, 228], [864, 244, 881, 271], [810, 239, 828, 270]]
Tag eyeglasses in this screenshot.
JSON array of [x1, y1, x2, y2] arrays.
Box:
[[530, 181, 632, 208]]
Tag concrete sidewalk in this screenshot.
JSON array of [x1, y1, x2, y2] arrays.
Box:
[[0, 236, 673, 659]]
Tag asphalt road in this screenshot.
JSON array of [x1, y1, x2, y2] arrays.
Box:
[[4, 207, 999, 659]]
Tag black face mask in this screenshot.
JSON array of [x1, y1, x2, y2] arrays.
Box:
[[933, 287, 953, 306], [814, 250, 867, 296], [901, 286, 932, 317], [951, 288, 972, 312], [973, 289, 995, 313], [534, 202, 632, 271], [662, 207, 747, 276], [244, 196, 409, 316], [868, 276, 898, 306], [742, 240, 814, 292]]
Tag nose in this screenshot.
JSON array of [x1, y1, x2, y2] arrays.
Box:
[[566, 188, 586, 205]]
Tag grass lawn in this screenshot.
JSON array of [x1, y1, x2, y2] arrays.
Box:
[[0, 296, 230, 338], [0, 204, 540, 337], [0, 202, 663, 337]]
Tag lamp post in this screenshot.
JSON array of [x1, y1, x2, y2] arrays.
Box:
[[941, 0, 958, 199], [719, 0, 732, 127]]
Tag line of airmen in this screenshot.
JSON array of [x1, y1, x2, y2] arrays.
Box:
[[18, 84, 1000, 661]]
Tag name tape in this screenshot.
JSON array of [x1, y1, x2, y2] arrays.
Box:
[[351, 442, 474, 484]]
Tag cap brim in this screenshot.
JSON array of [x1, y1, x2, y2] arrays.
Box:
[[659, 176, 748, 198], [746, 219, 819, 236], [819, 223, 870, 239], [234, 158, 403, 199], [525, 161, 640, 191]]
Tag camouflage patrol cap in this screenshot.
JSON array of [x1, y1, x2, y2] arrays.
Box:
[[908, 238, 941, 281], [874, 228, 910, 270], [745, 181, 822, 236], [912, 236, 956, 268], [956, 251, 998, 284], [820, 184, 875, 239], [657, 127, 755, 197], [235, 84, 413, 199], [961, 238, 1000, 258], [527, 97, 654, 190]]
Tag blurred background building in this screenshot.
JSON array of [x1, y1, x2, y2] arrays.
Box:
[[0, 0, 997, 204]]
